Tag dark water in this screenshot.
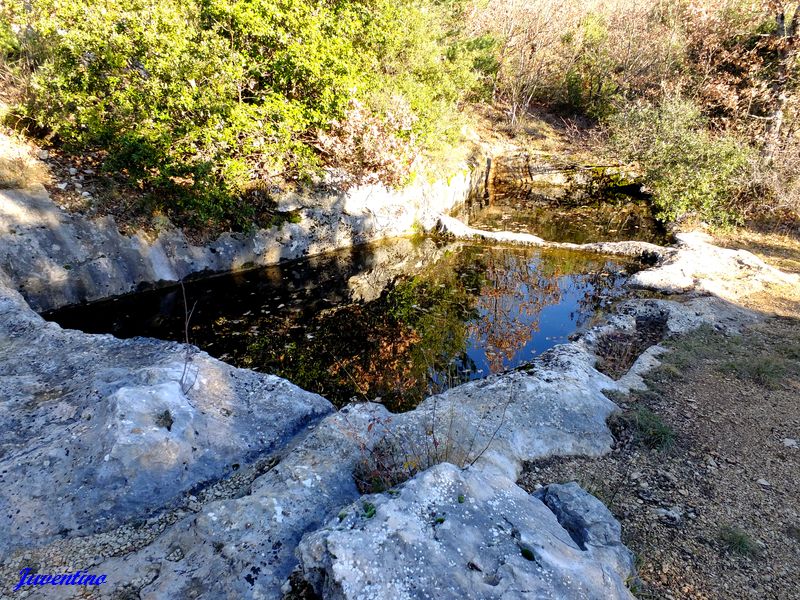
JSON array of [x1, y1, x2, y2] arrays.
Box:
[[465, 186, 669, 245], [45, 239, 637, 411]]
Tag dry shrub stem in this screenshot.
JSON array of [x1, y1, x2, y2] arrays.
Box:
[[354, 382, 515, 494], [179, 280, 199, 395]]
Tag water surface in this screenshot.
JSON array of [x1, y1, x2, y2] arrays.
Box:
[[464, 178, 668, 245], [45, 239, 636, 411]]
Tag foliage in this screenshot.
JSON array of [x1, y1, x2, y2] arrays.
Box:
[[0, 0, 492, 228], [625, 407, 675, 451], [605, 95, 756, 226], [560, 13, 622, 119], [469, 0, 799, 225], [683, 1, 789, 132], [362, 502, 376, 519], [0, 20, 19, 58], [317, 97, 418, 187], [471, 0, 686, 124]]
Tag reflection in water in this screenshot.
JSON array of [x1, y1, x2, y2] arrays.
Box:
[[465, 185, 669, 245], [45, 240, 636, 411], [462, 246, 624, 379]]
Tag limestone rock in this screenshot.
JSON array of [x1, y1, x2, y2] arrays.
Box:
[[0, 150, 488, 312], [4, 159, 790, 599], [0, 279, 333, 554], [436, 213, 670, 260], [534, 482, 634, 579], [57, 405, 385, 600], [296, 463, 635, 599], [629, 231, 800, 301]]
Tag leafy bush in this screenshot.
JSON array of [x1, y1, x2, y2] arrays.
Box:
[[605, 96, 756, 227], [317, 97, 418, 187], [0, 20, 19, 58], [1, 0, 491, 228], [560, 13, 621, 119]]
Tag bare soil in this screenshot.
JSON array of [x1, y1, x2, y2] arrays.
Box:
[[520, 262, 800, 599]]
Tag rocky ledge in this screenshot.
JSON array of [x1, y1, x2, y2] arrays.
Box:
[[298, 466, 635, 600], [0, 152, 487, 312]]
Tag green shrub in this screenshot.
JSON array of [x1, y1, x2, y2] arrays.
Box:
[[605, 96, 756, 227], [1, 0, 490, 228], [0, 20, 19, 58], [560, 13, 621, 119]]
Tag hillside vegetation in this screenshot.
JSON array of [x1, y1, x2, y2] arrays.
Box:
[[1, 0, 798, 230], [474, 0, 799, 227], [0, 0, 495, 227]]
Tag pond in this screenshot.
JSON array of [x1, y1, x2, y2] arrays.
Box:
[[45, 238, 638, 412], [464, 171, 669, 245]]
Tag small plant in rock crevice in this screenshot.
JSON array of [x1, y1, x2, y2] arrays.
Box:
[[362, 502, 376, 519], [155, 409, 174, 432], [351, 384, 515, 495]]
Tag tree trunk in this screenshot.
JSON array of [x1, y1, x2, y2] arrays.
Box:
[[764, 3, 799, 162]]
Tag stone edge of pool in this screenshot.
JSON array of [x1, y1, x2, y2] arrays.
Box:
[[0, 144, 490, 314], [0, 165, 797, 598]]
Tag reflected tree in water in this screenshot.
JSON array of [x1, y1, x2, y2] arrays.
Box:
[[234, 246, 631, 410], [468, 248, 627, 373]]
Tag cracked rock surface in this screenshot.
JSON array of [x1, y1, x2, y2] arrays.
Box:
[[0, 279, 332, 557], [297, 463, 634, 600]]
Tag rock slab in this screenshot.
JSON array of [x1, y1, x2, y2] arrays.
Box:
[[0, 279, 333, 555], [297, 463, 635, 599]]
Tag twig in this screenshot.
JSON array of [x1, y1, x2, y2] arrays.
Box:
[[468, 381, 514, 467], [179, 280, 199, 394]]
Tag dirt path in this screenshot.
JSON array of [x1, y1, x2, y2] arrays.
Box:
[[520, 234, 800, 600]]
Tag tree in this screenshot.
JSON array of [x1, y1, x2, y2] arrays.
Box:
[[764, 2, 799, 162]]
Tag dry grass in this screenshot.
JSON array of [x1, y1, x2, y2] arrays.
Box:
[[520, 317, 800, 600], [715, 227, 800, 275], [0, 127, 50, 190]]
